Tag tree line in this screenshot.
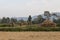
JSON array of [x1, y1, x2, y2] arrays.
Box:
[[0, 11, 60, 26], [0, 17, 17, 24]]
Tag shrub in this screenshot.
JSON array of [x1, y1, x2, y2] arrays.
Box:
[[0, 24, 14, 27], [56, 23, 60, 27], [0, 25, 60, 31]]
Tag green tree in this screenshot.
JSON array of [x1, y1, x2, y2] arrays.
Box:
[[18, 19, 24, 23], [6, 17, 10, 23], [52, 13, 57, 17], [1, 17, 6, 23], [0, 19, 1, 23], [11, 18, 17, 23], [32, 18, 38, 24], [32, 15, 45, 24], [44, 11, 51, 20], [37, 15, 44, 23], [53, 18, 60, 26], [28, 15, 32, 25], [54, 19, 60, 24]]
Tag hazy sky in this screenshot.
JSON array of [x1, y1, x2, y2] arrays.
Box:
[[0, 0, 60, 17]]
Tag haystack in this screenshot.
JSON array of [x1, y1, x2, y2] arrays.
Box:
[[41, 19, 56, 27]]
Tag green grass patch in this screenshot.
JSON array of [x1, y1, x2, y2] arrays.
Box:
[[0, 25, 60, 31]]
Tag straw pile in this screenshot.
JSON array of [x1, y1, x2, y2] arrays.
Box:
[[41, 19, 56, 27]]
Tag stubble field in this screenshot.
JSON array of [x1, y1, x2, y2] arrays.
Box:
[[0, 32, 60, 40]]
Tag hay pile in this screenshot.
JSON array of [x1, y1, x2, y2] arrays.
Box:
[[41, 19, 56, 27]]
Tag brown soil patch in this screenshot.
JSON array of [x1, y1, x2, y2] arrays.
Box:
[[0, 32, 60, 40]]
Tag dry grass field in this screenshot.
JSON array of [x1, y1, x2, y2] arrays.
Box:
[[0, 32, 60, 40]]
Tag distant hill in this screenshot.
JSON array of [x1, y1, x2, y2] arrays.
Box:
[[52, 12, 60, 16], [14, 12, 60, 21], [12, 17, 28, 21]]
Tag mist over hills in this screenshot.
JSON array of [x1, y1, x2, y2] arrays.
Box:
[[14, 16, 37, 21], [14, 12, 60, 21]]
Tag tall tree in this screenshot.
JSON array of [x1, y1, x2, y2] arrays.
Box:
[[37, 15, 44, 23], [6, 17, 10, 23], [53, 18, 60, 26], [44, 11, 51, 20], [11, 18, 17, 23], [32, 15, 45, 24], [18, 19, 24, 23], [28, 15, 32, 25], [52, 13, 57, 17], [32, 18, 38, 24], [1, 17, 6, 23]]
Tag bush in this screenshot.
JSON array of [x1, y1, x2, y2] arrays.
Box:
[[0, 24, 8, 27], [0, 24, 13, 27], [57, 23, 60, 27], [0, 27, 22, 31], [0, 25, 60, 31]]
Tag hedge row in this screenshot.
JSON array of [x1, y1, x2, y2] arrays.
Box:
[[0, 26, 60, 31], [0, 24, 12, 27]]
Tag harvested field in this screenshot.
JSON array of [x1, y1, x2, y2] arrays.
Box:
[[0, 32, 60, 40]]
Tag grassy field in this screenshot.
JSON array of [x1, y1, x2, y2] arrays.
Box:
[[0, 32, 60, 40], [0, 26, 60, 31]]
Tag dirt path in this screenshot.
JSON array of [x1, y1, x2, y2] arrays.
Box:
[[0, 32, 60, 40]]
